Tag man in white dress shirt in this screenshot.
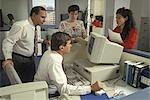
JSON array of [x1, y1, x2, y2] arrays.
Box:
[[34, 32, 103, 96], [2, 6, 47, 82]]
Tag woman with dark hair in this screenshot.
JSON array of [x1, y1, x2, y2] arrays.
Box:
[[113, 7, 138, 49], [59, 5, 87, 42], [92, 16, 103, 28]]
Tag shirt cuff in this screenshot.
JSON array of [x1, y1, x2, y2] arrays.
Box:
[[86, 86, 92, 92], [83, 86, 92, 95], [4, 52, 12, 60]]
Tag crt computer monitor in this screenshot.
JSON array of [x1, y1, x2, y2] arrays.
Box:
[[87, 32, 124, 64]]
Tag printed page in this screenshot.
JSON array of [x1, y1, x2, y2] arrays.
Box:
[[108, 29, 123, 43]]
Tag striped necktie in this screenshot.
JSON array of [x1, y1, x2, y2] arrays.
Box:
[[34, 26, 38, 56]]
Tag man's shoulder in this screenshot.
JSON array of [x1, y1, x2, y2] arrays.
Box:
[[14, 19, 30, 27], [43, 50, 56, 59]]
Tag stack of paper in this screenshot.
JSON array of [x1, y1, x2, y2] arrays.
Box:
[[108, 29, 123, 43]]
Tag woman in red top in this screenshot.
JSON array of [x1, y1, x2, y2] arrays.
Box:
[[113, 7, 138, 49], [92, 16, 103, 28]]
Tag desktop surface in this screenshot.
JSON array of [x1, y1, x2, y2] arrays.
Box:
[[80, 92, 109, 100], [119, 87, 150, 100]]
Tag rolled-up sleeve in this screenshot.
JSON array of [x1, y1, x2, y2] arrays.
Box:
[[2, 24, 22, 59], [48, 62, 91, 95]]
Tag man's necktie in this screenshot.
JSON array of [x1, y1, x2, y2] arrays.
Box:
[[34, 26, 38, 56], [62, 58, 65, 71]]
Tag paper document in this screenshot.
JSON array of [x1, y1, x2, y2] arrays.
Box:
[[108, 29, 123, 43]]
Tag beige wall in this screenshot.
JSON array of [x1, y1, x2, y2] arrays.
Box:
[[91, 0, 104, 16], [0, 0, 2, 9], [1, 0, 29, 24]]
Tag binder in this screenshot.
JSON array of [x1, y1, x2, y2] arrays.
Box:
[[123, 61, 148, 88], [140, 67, 150, 88], [123, 61, 131, 82], [123, 61, 142, 83], [132, 63, 149, 87], [128, 64, 134, 85]]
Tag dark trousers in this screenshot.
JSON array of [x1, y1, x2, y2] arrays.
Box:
[[12, 52, 35, 83]]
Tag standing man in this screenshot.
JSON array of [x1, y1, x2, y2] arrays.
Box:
[[2, 6, 47, 83]]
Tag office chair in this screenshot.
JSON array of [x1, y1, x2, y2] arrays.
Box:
[[3, 63, 22, 85]]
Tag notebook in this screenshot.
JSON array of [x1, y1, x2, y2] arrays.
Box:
[[108, 28, 123, 43]]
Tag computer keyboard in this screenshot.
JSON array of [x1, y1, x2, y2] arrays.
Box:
[[64, 65, 90, 86]]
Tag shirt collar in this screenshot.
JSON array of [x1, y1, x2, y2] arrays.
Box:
[[28, 17, 36, 30], [52, 51, 63, 61]]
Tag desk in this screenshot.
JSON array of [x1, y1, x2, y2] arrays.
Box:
[[119, 87, 150, 100], [104, 78, 141, 96], [50, 93, 109, 100], [81, 93, 109, 100]]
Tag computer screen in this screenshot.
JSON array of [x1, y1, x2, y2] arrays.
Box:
[[88, 36, 95, 55], [87, 32, 124, 64]]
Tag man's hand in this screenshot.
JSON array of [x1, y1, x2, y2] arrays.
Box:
[[2, 59, 14, 68], [91, 81, 103, 92]]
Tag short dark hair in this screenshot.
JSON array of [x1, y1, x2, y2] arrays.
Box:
[[68, 5, 80, 13], [90, 14, 94, 18], [51, 32, 71, 51], [30, 6, 46, 16], [95, 15, 103, 22]]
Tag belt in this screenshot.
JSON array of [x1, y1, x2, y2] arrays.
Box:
[[12, 52, 33, 58]]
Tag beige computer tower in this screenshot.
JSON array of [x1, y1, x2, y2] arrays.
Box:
[[73, 59, 120, 84]]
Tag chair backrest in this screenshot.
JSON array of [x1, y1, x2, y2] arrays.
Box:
[[3, 63, 22, 85]]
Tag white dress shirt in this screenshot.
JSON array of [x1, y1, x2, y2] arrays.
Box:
[[34, 50, 91, 95], [2, 18, 36, 59]]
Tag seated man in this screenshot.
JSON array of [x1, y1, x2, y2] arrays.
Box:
[[34, 32, 103, 96]]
